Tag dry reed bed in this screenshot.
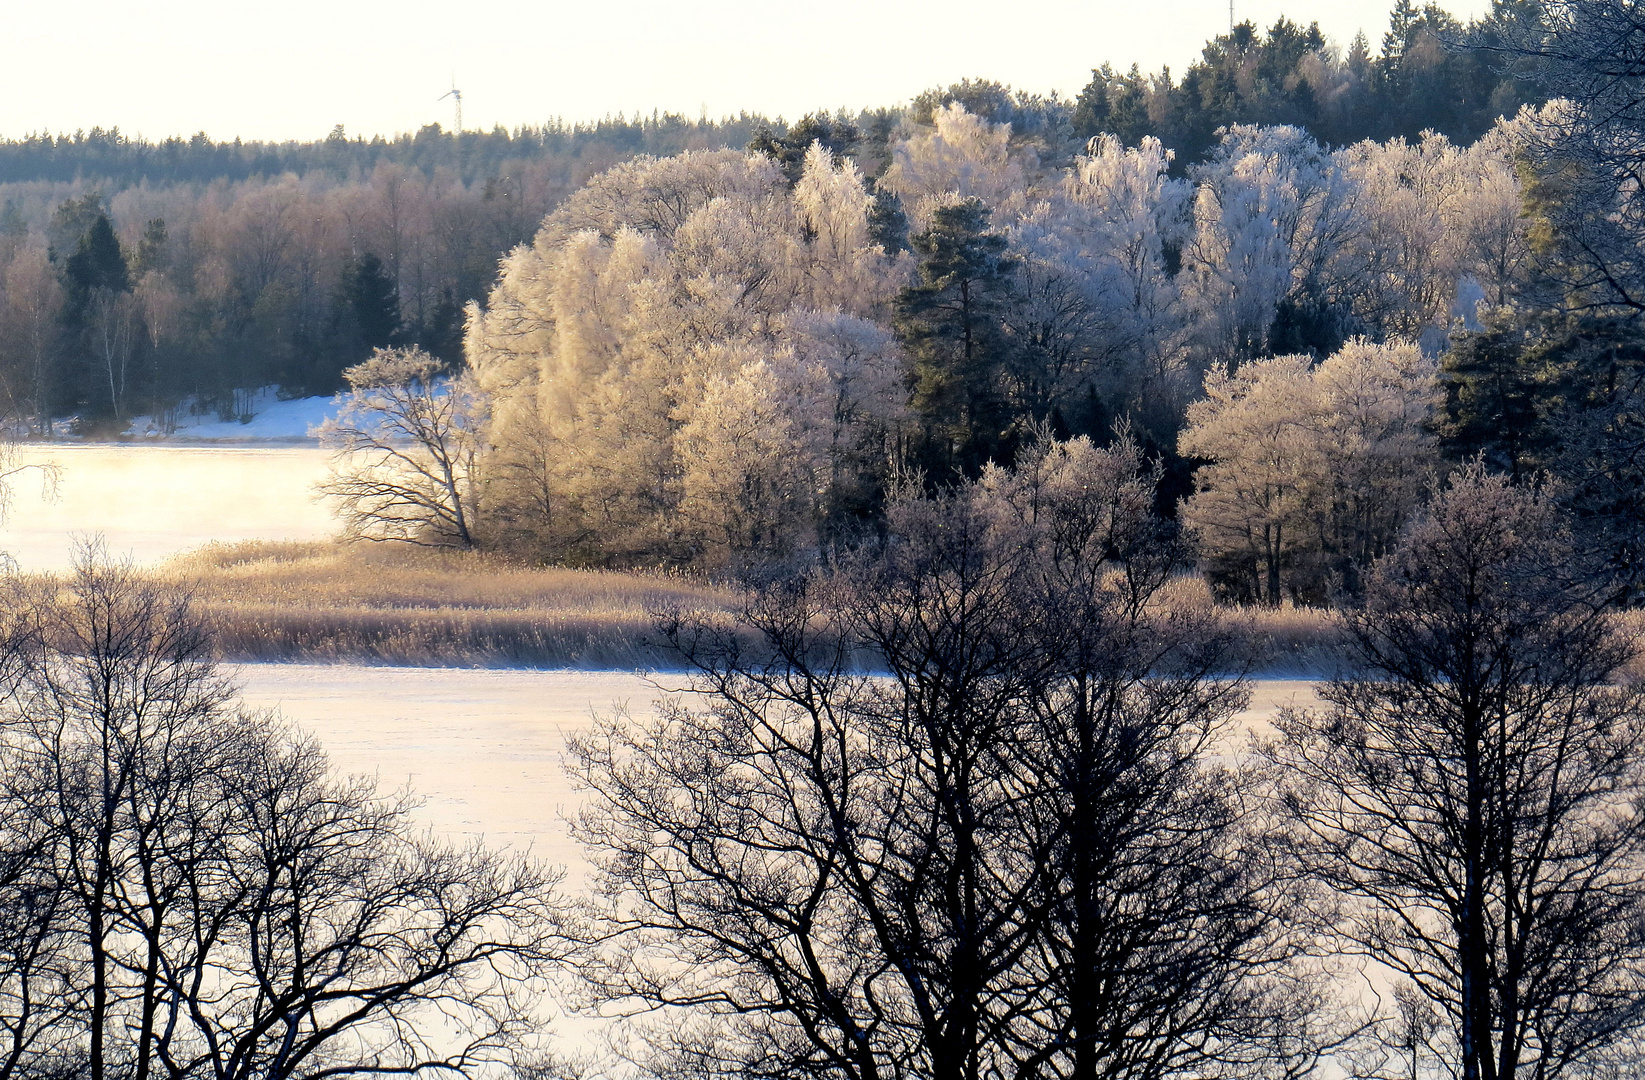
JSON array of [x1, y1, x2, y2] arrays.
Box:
[[146, 542, 1358, 672], [156, 541, 740, 667], [150, 543, 1645, 677]]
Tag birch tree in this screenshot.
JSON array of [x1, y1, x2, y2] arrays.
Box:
[[467, 146, 905, 563], [317, 346, 488, 547]]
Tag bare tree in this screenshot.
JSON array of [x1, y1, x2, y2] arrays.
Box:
[[982, 437, 1327, 1080], [0, 248, 63, 436], [317, 346, 489, 548], [570, 437, 1322, 1080], [86, 288, 139, 420], [1268, 464, 1645, 1080], [0, 549, 574, 1079], [572, 486, 1055, 1080], [0, 740, 77, 1080]]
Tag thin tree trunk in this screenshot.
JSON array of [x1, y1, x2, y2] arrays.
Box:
[[1071, 677, 1098, 1080]]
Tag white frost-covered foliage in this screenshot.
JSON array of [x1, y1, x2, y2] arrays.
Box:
[[879, 103, 1034, 230], [468, 146, 907, 565], [1180, 339, 1439, 603], [1183, 125, 1362, 364], [1340, 131, 1533, 346], [1174, 123, 1530, 368], [459, 114, 1532, 566], [1005, 135, 1193, 413]]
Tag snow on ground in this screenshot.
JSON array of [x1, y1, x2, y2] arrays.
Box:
[[0, 444, 337, 570], [124, 387, 338, 442]]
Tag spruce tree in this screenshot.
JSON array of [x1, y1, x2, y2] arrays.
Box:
[[132, 218, 168, 278], [347, 252, 400, 349], [63, 215, 130, 299], [1437, 322, 1548, 481], [747, 113, 860, 185], [324, 252, 401, 388], [55, 213, 133, 418]]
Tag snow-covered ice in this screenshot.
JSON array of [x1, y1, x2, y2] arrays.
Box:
[[228, 664, 1321, 882], [230, 664, 680, 878], [0, 444, 337, 570]]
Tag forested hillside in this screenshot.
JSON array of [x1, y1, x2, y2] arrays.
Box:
[[0, 0, 1535, 432]]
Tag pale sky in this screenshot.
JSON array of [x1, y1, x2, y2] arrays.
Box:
[[3, 0, 1495, 143]]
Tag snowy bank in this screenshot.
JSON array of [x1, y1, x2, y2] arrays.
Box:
[[124, 388, 338, 443]]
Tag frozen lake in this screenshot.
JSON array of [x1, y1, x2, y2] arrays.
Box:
[[230, 664, 677, 875], [230, 663, 1325, 878], [0, 443, 337, 570]]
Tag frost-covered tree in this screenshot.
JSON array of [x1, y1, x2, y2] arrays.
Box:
[[880, 104, 1034, 231], [317, 347, 487, 548], [1504, 2, 1645, 314], [1341, 134, 1466, 344], [467, 146, 906, 564], [1181, 354, 1322, 603], [1183, 125, 1362, 366], [541, 148, 782, 244], [1311, 338, 1441, 588], [456, 112, 1553, 566], [1004, 134, 1193, 436], [675, 347, 817, 563], [1340, 129, 1531, 347], [1452, 126, 1534, 311], [1182, 339, 1438, 603], [779, 309, 908, 534]]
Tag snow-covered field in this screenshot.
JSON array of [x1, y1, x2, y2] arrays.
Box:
[[0, 443, 337, 570]]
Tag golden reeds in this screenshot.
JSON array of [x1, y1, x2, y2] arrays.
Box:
[[155, 540, 738, 667]]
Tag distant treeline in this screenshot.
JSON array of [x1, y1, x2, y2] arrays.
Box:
[[0, 1, 1539, 190], [0, 115, 777, 188], [1071, 0, 1542, 162]]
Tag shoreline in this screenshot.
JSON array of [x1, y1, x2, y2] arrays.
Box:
[[157, 540, 1355, 675]]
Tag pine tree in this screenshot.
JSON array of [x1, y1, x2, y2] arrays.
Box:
[[895, 197, 1018, 478], [348, 252, 400, 348]]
